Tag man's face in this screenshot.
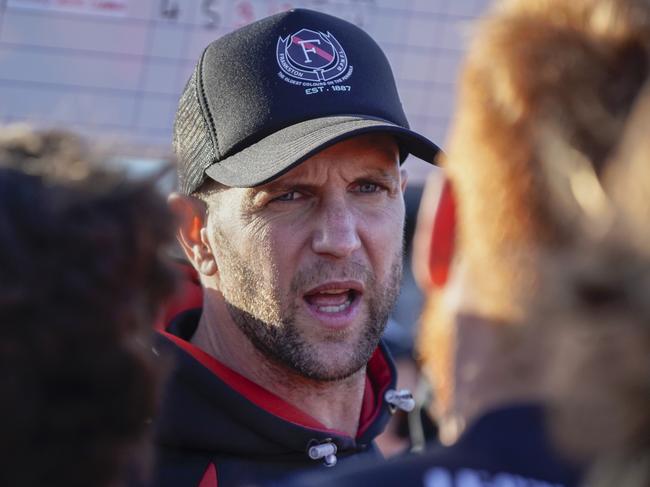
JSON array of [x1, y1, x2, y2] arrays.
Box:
[[204, 134, 406, 381]]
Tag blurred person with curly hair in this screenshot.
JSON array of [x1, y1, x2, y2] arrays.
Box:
[[529, 62, 650, 487], [0, 126, 176, 486]]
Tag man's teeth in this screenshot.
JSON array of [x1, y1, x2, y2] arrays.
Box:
[[320, 289, 348, 294], [316, 296, 352, 313]]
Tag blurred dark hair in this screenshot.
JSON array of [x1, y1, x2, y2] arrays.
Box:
[[0, 126, 176, 486]]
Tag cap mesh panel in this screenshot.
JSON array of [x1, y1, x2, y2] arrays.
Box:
[[173, 68, 217, 195]]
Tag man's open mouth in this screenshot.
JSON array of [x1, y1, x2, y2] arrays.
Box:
[[303, 282, 363, 315]]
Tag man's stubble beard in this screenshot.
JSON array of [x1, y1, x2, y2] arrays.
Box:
[[214, 232, 403, 382]]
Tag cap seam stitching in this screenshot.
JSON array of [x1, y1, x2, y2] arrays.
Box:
[[196, 49, 221, 160]]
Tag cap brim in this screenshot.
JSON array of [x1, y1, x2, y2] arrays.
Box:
[[205, 116, 440, 187]]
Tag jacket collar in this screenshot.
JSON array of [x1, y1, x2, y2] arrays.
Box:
[[154, 308, 396, 460]]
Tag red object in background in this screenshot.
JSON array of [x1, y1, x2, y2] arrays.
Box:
[[429, 180, 456, 288], [155, 261, 203, 331], [198, 463, 218, 487]]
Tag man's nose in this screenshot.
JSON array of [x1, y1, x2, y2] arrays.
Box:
[[311, 197, 361, 258]]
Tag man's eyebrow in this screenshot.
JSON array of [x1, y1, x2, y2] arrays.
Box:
[[250, 182, 316, 196], [245, 183, 317, 207], [356, 170, 399, 184], [346, 169, 401, 189]]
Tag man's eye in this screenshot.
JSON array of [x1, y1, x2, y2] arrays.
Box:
[[273, 191, 301, 202], [358, 183, 379, 193]]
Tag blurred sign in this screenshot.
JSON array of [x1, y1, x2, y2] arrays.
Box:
[[0, 0, 490, 180], [7, 0, 128, 16]]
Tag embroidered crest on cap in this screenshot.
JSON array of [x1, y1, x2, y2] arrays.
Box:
[[276, 29, 353, 88]]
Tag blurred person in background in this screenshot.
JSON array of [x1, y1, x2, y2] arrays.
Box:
[[153, 7, 440, 487], [0, 126, 176, 486], [535, 49, 650, 487], [287, 0, 650, 485]]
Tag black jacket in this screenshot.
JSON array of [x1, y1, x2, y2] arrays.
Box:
[[149, 309, 399, 486], [284, 404, 582, 487]]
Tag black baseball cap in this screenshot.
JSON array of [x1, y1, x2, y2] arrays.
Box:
[[174, 8, 439, 194]]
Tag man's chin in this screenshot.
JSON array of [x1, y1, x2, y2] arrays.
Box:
[[293, 359, 367, 382], [295, 341, 376, 381]]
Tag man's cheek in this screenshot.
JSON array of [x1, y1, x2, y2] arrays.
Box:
[[359, 204, 398, 230], [376, 226, 404, 258], [257, 247, 289, 298]]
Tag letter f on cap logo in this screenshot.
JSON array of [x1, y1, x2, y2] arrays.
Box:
[[277, 28, 349, 83], [294, 37, 321, 63]]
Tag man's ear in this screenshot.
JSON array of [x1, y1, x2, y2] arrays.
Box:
[[168, 193, 218, 277], [400, 168, 408, 193], [429, 177, 456, 288], [412, 171, 456, 291]]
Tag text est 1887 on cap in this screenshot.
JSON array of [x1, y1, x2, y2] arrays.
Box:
[[174, 8, 440, 194]]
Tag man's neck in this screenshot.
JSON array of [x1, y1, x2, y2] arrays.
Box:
[[190, 293, 366, 437]]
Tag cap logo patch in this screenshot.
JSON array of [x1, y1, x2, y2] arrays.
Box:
[[276, 28, 353, 90]]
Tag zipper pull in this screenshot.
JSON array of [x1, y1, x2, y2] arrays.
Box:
[[308, 441, 338, 467], [385, 388, 415, 412]]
